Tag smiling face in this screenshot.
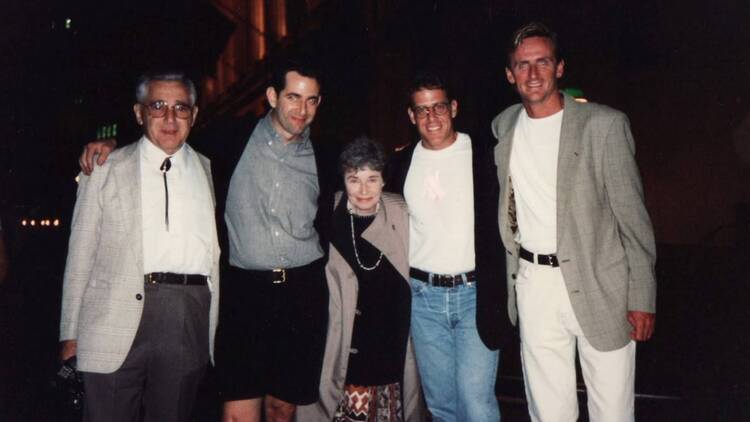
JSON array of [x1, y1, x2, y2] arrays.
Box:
[[266, 71, 322, 143], [408, 88, 458, 151], [344, 166, 384, 215], [506, 36, 565, 117], [133, 81, 198, 154]]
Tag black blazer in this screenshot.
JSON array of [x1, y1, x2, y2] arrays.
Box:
[[386, 134, 514, 350]]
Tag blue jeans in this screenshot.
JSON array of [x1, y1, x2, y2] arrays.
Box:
[[409, 278, 500, 422]]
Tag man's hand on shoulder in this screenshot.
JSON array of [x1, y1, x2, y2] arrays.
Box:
[[627, 310, 655, 341], [59, 340, 77, 361], [79, 139, 117, 175]]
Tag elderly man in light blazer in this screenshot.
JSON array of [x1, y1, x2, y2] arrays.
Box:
[[492, 23, 657, 422], [59, 72, 220, 422]]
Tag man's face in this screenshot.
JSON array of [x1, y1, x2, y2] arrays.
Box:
[[506, 36, 564, 108], [407, 88, 458, 151], [133, 81, 198, 155], [266, 71, 321, 143]]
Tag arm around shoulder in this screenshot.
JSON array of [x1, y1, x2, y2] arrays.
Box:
[[79, 138, 117, 175]]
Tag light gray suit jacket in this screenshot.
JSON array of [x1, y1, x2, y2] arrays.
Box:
[[492, 93, 656, 351], [59, 142, 220, 373]]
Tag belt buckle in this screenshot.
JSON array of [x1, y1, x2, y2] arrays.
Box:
[[146, 273, 157, 284], [272, 268, 287, 284], [433, 274, 454, 287]]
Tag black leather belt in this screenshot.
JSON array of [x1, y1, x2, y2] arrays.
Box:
[[410, 268, 476, 288], [233, 259, 323, 285], [144, 272, 208, 285], [519, 247, 559, 267]]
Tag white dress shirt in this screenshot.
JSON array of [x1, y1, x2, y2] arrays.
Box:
[[139, 137, 213, 275]]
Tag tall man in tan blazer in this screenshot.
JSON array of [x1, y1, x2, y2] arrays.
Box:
[[492, 23, 657, 421], [59, 72, 220, 422]]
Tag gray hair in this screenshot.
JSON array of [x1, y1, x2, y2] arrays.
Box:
[[135, 72, 197, 106], [339, 136, 386, 175]]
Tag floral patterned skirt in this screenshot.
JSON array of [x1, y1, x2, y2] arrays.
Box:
[[333, 382, 403, 422]]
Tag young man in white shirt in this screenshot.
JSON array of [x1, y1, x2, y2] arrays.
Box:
[[388, 72, 512, 422]]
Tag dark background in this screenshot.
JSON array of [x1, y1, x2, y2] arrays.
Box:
[[1, 0, 749, 420]]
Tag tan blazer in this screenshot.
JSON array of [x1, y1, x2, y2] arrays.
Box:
[[59, 142, 220, 373], [296, 191, 424, 421], [492, 93, 656, 352]]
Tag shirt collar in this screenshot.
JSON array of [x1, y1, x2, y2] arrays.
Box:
[[139, 136, 189, 169], [259, 111, 312, 150]]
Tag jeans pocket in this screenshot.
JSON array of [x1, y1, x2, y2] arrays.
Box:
[[409, 278, 427, 296]]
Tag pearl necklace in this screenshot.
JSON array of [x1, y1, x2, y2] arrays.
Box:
[[349, 211, 384, 271]]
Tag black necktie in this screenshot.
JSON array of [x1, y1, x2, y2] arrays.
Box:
[[160, 157, 172, 231]]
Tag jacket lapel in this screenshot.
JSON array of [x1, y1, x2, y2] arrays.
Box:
[[193, 147, 221, 269], [362, 200, 408, 281], [495, 106, 523, 250], [556, 94, 584, 247], [392, 141, 418, 195], [112, 143, 144, 274]]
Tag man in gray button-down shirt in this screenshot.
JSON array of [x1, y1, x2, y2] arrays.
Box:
[[224, 104, 323, 270], [216, 59, 330, 422]]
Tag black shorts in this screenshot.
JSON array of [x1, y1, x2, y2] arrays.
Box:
[[214, 260, 328, 405]]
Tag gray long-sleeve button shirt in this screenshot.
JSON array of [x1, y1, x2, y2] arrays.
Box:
[[225, 112, 323, 270]]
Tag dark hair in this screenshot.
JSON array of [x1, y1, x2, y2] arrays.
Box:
[[408, 71, 451, 106], [135, 71, 197, 105], [339, 136, 386, 175], [270, 56, 322, 93], [507, 22, 560, 65]]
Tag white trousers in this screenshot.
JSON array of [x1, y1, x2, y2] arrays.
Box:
[[516, 259, 635, 422]]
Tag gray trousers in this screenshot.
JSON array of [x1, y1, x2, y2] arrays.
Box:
[[82, 283, 211, 422]]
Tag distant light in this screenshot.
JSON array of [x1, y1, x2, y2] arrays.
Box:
[[562, 87, 588, 103], [54, 219, 60, 227], [563, 87, 584, 97], [65, 18, 72, 29], [75, 175, 80, 184], [21, 220, 27, 226], [30, 220, 36, 226]]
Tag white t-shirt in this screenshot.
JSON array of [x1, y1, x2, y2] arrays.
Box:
[[509, 109, 564, 254], [404, 132, 475, 274]]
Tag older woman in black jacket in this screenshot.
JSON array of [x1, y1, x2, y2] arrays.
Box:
[[297, 137, 423, 422]]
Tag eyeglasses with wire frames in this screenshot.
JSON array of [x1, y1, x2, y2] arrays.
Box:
[[411, 101, 451, 119], [141, 100, 194, 119]]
